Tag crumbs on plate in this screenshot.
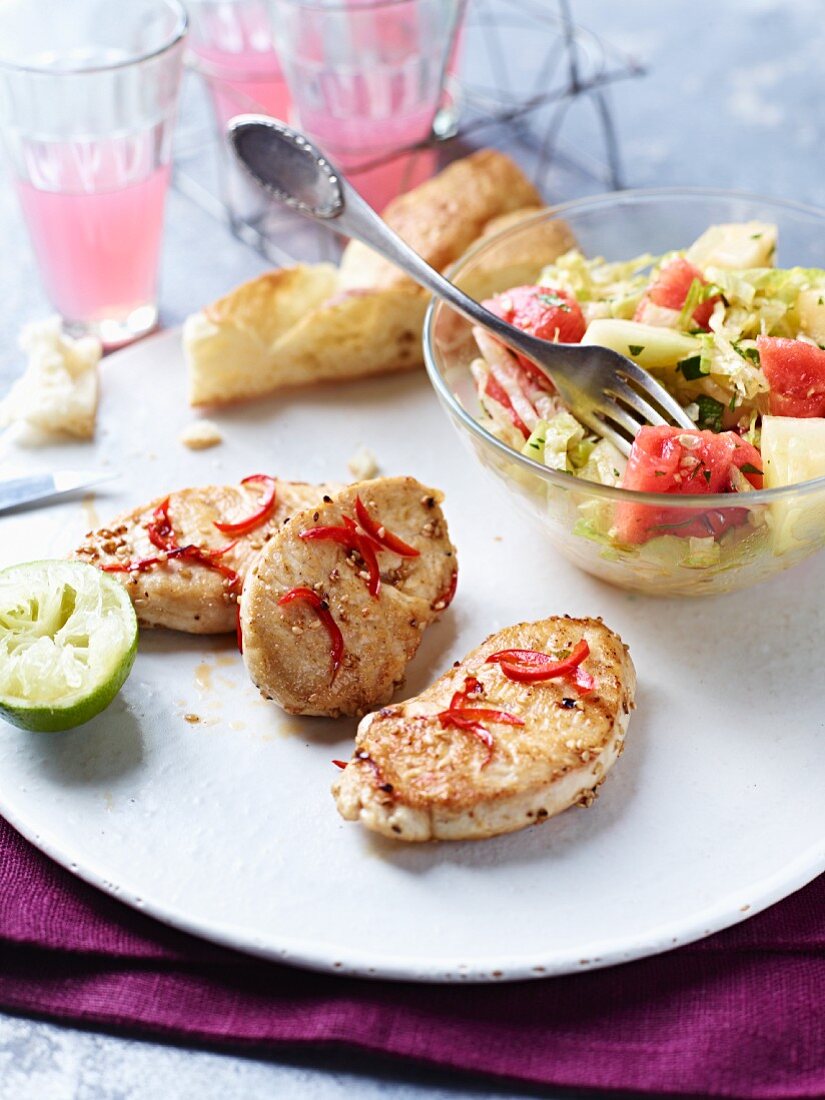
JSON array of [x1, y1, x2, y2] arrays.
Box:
[[180, 420, 223, 450], [347, 444, 379, 480]]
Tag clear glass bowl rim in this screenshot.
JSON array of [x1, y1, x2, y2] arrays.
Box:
[[423, 185, 825, 509], [269, 0, 457, 12], [0, 0, 188, 75]]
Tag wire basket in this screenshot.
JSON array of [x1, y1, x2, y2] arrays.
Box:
[[172, 0, 644, 266]]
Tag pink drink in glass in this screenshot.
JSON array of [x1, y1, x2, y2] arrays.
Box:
[[14, 165, 170, 338], [305, 104, 438, 211], [274, 0, 464, 209], [192, 41, 291, 128], [0, 0, 186, 346]]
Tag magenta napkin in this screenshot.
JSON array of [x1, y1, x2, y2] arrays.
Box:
[[0, 814, 822, 1099]]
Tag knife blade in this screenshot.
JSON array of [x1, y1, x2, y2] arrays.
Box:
[[0, 471, 117, 514]]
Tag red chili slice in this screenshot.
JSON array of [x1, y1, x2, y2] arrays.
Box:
[[300, 519, 381, 598], [484, 374, 530, 438], [235, 594, 244, 653], [354, 497, 421, 558], [101, 551, 180, 575], [432, 569, 458, 612], [214, 474, 277, 536], [342, 516, 381, 597], [277, 586, 344, 679], [147, 497, 176, 551], [436, 674, 524, 766], [438, 709, 495, 761], [300, 524, 358, 548], [332, 759, 348, 770], [105, 498, 241, 595], [487, 639, 590, 683]]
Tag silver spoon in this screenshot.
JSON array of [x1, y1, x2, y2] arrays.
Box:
[[228, 116, 694, 454]]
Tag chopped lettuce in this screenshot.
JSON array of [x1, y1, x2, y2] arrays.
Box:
[[521, 412, 625, 486], [697, 330, 768, 403], [538, 249, 661, 319], [578, 438, 626, 487], [521, 411, 584, 472]]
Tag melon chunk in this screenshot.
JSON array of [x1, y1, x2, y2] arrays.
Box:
[[761, 415, 825, 552], [581, 319, 698, 371], [796, 289, 825, 345], [686, 222, 777, 270]]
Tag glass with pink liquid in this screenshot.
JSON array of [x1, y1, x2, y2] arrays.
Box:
[[187, 0, 291, 131], [270, 0, 467, 210], [186, 0, 292, 229], [0, 0, 187, 346]]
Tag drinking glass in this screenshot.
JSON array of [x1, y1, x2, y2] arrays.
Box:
[[187, 0, 291, 131], [186, 0, 291, 231], [270, 0, 467, 209], [0, 0, 187, 347]]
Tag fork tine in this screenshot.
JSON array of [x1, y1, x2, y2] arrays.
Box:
[[577, 408, 635, 457], [595, 400, 645, 439], [613, 360, 695, 429], [603, 379, 668, 428]]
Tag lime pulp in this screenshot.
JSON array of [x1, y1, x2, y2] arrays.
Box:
[[0, 560, 138, 732]]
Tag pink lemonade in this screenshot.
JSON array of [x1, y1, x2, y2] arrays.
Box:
[[190, 41, 291, 130], [15, 164, 170, 342], [295, 62, 442, 207]]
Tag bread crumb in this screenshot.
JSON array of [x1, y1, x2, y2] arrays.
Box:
[[348, 444, 379, 480], [0, 316, 100, 439], [180, 420, 223, 450]]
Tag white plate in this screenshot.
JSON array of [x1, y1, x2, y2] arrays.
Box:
[[1, 329, 824, 982]]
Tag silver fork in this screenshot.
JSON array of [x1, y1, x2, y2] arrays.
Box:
[[228, 116, 694, 455]]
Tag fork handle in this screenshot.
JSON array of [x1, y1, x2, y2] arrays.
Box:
[[332, 178, 557, 374]]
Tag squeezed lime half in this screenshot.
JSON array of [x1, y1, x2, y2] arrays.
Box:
[[0, 560, 138, 732]]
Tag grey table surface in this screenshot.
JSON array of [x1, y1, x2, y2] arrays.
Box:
[[0, 0, 821, 1096]]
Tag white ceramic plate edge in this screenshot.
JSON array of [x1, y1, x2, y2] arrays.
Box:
[[4, 790, 822, 983]]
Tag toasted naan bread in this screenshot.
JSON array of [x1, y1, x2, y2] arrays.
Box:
[[185, 149, 546, 407]]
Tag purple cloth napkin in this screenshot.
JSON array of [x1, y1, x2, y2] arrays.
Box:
[[1, 814, 822, 1099]]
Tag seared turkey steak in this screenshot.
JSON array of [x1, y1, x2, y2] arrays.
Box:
[[333, 616, 635, 842], [74, 478, 340, 634], [240, 476, 457, 718]]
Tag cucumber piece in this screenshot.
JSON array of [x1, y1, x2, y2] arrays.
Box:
[[581, 319, 699, 370]]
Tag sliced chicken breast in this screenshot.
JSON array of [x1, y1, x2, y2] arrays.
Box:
[[333, 616, 635, 841], [240, 476, 457, 717], [74, 478, 340, 634]]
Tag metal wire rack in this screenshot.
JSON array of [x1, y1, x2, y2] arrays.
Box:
[[172, 0, 644, 266]]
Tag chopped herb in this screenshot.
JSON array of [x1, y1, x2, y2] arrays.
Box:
[[694, 394, 725, 432], [729, 394, 737, 411], [537, 292, 570, 312], [653, 470, 666, 477], [628, 344, 645, 356], [819, 297, 824, 306], [678, 354, 705, 380], [750, 233, 762, 240], [613, 468, 620, 478], [739, 462, 763, 476], [703, 469, 711, 483]]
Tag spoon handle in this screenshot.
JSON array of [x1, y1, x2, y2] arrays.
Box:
[[334, 177, 549, 363], [227, 114, 557, 372]]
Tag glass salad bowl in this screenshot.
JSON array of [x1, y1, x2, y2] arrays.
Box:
[[423, 188, 825, 596]]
